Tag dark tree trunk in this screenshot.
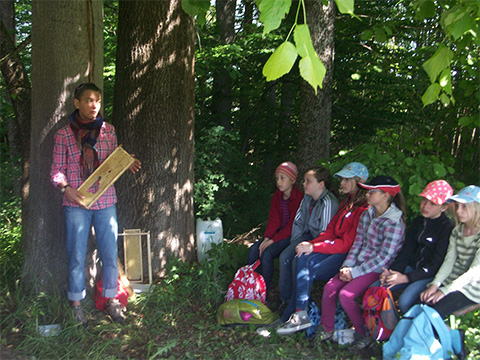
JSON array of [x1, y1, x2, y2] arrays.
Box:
[[297, 0, 335, 173], [0, 0, 31, 216], [23, 0, 103, 294], [211, 0, 236, 130], [113, 0, 195, 276]]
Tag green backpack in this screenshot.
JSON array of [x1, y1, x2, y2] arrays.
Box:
[[217, 299, 278, 326]]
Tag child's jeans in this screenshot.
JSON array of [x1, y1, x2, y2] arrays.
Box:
[[247, 237, 290, 299], [321, 272, 379, 336], [280, 252, 347, 322], [278, 232, 314, 303]]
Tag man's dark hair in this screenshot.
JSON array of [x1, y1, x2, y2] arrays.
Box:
[[74, 83, 101, 100]]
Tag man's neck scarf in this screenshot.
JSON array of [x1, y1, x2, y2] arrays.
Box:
[[69, 109, 104, 180]]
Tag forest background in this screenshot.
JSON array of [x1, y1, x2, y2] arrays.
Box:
[[0, 0, 479, 359]]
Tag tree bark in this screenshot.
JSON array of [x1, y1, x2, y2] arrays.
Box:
[[211, 0, 236, 130], [113, 0, 195, 277], [297, 0, 335, 173], [0, 0, 31, 216], [23, 0, 103, 294]]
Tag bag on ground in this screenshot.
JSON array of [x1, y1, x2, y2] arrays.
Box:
[[383, 304, 464, 360], [217, 299, 277, 326], [305, 300, 349, 338], [362, 286, 399, 341], [225, 260, 267, 304], [94, 278, 129, 311]]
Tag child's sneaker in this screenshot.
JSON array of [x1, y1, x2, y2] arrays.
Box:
[[317, 324, 334, 342], [105, 299, 125, 323], [349, 334, 374, 350], [276, 310, 312, 335], [256, 319, 283, 337], [72, 305, 88, 327]]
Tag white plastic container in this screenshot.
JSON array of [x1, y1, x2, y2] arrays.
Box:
[[333, 328, 355, 345], [196, 218, 223, 261]]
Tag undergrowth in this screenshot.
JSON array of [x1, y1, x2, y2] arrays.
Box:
[[1, 242, 478, 359]]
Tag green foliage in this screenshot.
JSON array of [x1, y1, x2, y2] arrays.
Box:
[[326, 131, 465, 222]]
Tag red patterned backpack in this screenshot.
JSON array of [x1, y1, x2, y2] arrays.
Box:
[[225, 260, 267, 304]]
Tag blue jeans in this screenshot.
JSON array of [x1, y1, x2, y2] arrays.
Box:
[[278, 232, 314, 303], [64, 205, 118, 301], [248, 237, 290, 299], [370, 266, 432, 313], [281, 252, 347, 322]]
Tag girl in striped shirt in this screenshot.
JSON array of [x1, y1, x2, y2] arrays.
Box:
[[420, 185, 480, 319]]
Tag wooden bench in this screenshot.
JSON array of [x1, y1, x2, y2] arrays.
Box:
[[449, 303, 480, 329]]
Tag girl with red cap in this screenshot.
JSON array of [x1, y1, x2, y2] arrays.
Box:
[[319, 175, 406, 350]]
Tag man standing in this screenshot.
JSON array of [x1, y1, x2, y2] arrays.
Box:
[[50, 83, 140, 325]]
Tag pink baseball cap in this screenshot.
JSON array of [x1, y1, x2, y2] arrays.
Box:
[[419, 180, 453, 205]]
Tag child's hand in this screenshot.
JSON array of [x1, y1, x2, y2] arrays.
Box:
[[379, 267, 390, 285], [339, 267, 352, 282], [129, 156, 141, 173], [385, 270, 408, 289], [428, 290, 445, 305], [296, 242, 313, 256], [420, 284, 438, 303], [259, 238, 274, 257]]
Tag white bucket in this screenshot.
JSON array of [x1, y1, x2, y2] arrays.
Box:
[[333, 328, 355, 345], [196, 218, 223, 261]]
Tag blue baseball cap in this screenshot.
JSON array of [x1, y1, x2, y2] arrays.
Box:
[[446, 185, 480, 204], [334, 162, 369, 182]]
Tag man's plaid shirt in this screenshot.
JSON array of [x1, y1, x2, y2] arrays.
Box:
[[50, 121, 117, 209]]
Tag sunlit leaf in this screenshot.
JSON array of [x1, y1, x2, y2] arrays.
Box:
[[294, 24, 314, 58], [262, 41, 298, 81], [181, 0, 210, 26], [422, 44, 454, 83], [439, 68, 452, 95], [421, 83, 441, 106], [298, 53, 326, 94], [440, 93, 450, 106], [335, 0, 355, 16], [257, 0, 292, 35]]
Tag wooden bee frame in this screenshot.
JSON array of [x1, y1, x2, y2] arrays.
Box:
[[77, 146, 135, 209]]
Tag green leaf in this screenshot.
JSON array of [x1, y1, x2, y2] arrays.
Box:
[[257, 0, 292, 35], [415, 0, 436, 20], [335, 0, 355, 16], [459, 116, 472, 127], [181, 0, 210, 25], [433, 163, 447, 177], [360, 29, 373, 41], [439, 68, 452, 95], [447, 11, 473, 40], [298, 54, 326, 94], [294, 25, 326, 93], [422, 44, 454, 83], [262, 41, 298, 81], [439, 93, 450, 106], [421, 83, 441, 106], [294, 24, 315, 58]]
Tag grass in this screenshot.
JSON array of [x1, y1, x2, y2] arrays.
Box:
[[1, 243, 479, 359]]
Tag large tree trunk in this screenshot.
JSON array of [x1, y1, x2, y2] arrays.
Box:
[[0, 0, 31, 222], [297, 0, 335, 173], [114, 0, 195, 277], [23, 0, 103, 294], [211, 0, 236, 130]]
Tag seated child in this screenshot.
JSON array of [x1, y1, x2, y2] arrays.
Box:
[[375, 180, 454, 313], [420, 185, 480, 319], [276, 162, 369, 334], [247, 162, 303, 300], [277, 165, 339, 308], [319, 176, 406, 350]]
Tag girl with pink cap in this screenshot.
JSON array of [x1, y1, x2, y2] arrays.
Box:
[[376, 180, 454, 314], [247, 162, 304, 301]]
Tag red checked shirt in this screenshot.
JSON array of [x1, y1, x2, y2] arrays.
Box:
[[50, 121, 117, 209]]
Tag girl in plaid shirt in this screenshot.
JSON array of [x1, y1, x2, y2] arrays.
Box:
[[319, 175, 406, 350]]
